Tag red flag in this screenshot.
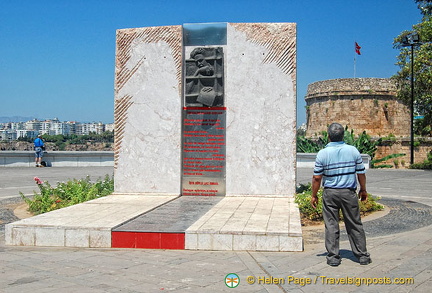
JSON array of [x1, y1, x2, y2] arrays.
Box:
[[355, 42, 361, 55]]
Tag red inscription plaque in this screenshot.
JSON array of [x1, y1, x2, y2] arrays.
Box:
[[181, 107, 226, 196]]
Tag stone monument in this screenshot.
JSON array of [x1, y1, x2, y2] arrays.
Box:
[[5, 22, 301, 251], [114, 22, 297, 197]]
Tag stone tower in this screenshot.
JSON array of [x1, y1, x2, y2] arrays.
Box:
[[305, 78, 410, 137]]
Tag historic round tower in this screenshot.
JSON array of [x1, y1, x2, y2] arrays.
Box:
[[305, 78, 410, 138]]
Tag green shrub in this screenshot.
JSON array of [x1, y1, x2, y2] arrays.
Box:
[[371, 153, 406, 168], [296, 135, 326, 153], [409, 150, 432, 169], [20, 174, 114, 215], [373, 164, 394, 169], [295, 183, 324, 221], [295, 183, 384, 223]]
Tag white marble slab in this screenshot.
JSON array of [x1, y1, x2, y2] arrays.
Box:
[[225, 23, 297, 196], [186, 196, 303, 251], [5, 194, 177, 247], [114, 26, 182, 194]]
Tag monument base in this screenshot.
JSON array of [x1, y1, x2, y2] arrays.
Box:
[[5, 194, 303, 252]]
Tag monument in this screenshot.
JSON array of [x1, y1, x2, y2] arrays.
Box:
[[114, 22, 297, 197], [112, 22, 301, 251], [6, 23, 302, 251]]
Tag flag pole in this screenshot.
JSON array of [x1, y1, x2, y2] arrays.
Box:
[[354, 42, 357, 78], [354, 54, 357, 78], [354, 41, 361, 78]]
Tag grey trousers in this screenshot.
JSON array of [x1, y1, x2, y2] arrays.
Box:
[[322, 188, 370, 261]]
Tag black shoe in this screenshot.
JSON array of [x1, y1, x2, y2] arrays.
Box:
[[359, 256, 372, 265], [327, 258, 341, 267]]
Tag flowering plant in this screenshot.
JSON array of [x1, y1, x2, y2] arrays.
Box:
[[34, 177, 43, 185], [20, 174, 114, 215]]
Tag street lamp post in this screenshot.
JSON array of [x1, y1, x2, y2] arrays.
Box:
[[402, 32, 421, 165]]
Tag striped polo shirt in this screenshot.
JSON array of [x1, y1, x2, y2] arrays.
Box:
[[313, 141, 366, 189]]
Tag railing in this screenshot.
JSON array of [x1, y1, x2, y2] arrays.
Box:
[[0, 151, 370, 168]]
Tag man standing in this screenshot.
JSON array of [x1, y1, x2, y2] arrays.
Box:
[[310, 123, 371, 266], [33, 134, 44, 167]]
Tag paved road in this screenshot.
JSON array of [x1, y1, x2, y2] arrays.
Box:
[[298, 168, 432, 206], [0, 167, 113, 200], [2, 166, 430, 202], [0, 167, 431, 292]]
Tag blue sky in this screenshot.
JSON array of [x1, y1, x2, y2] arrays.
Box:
[[0, 0, 421, 125]]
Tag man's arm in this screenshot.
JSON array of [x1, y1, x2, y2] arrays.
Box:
[[310, 174, 322, 209], [357, 173, 367, 201]]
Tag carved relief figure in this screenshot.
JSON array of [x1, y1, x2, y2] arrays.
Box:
[[191, 48, 214, 76], [185, 47, 224, 107]]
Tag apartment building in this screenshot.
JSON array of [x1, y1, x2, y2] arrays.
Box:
[[0, 119, 113, 140]]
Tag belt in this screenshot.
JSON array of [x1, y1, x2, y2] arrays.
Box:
[[324, 187, 356, 192]]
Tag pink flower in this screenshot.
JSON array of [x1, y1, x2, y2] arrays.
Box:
[[34, 177, 43, 185]]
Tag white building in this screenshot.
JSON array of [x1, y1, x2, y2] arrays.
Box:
[[105, 123, 115, 132], [50, 121, 71, 136], [0, 130, 17, 141], [16, 129, 38, 138], [25, 120, 42, 132], [76, 122, 105, 135], [4, 118, 114, 138]]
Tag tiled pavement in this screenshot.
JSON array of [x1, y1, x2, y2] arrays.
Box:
[[186, 197, 302, 251], [1, 167, 431, 292], [5, 194, 178, 248]]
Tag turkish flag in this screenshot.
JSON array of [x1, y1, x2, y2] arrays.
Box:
[[355, 42, 361, 55]]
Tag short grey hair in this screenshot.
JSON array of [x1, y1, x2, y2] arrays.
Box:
[[328, 123, 344, 142]]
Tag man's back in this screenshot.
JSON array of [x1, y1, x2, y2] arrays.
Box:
[[314, 141, 365, 189]]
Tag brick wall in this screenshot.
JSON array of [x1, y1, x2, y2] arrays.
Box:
[[375, 141, 432, 167]]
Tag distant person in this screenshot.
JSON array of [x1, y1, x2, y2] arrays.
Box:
[[33, 135, 45, 167], [310, 122, 371, 266]]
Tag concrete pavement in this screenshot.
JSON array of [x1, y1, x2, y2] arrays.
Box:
[[0, 167, 431, 292]]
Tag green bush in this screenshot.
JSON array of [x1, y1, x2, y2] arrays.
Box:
[[410, 151, 432, 169], [371, 153, 406, 168], [296, 133, 327, 153], [295, 183, 384, 222], [20, 174, 114, 215], [373, 164, 394, 169], [295, 183, 324, 221]]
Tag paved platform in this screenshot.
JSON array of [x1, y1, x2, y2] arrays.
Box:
[[5, 194, 178, 247], [5, 194, 303, 251], [4, 167, 303, 252]]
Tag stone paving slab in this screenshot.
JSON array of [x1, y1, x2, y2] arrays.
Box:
[[186, 197, 303, 251], [5, 194, 177, 247]]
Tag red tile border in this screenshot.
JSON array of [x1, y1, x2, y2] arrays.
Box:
[[111, 231, 136, 248], [161, 233, 185, 249], [112, 231, 185, 249]]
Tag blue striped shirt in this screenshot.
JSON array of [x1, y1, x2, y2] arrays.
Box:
[[313, 141, 366, 189]]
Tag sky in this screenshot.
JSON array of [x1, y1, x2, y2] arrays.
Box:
[[0, 0, 422, 125]]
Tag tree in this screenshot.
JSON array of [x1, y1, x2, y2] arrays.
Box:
[[393, 0, 432, 136]]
